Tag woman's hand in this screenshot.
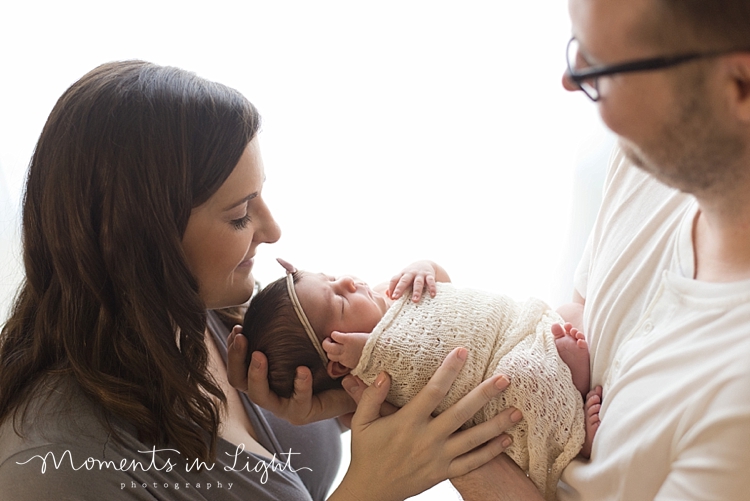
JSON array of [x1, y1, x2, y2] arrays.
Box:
[[226, 327, 356, 424], [328, 347, 521, 501], [388, 260, 451, 302]]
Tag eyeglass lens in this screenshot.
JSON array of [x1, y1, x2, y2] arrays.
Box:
[[567, 38, 600, 101]]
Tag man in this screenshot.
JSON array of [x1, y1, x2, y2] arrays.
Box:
[[453, 0, 750, 499]]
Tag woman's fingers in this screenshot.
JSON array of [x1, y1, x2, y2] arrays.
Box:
[[229, 338, 354, 424], [350, 372, 391, 426], [242, 350, 284, 409], [447, 434, 512, 478], [438, 374, 512, 435], [227, 333, 251, 391], [405, 347, 469, 414], [343, 374, 400, 417], [335, 349, 519, 501], [292, 367, 314, 399], [445, 405, 520, 462]]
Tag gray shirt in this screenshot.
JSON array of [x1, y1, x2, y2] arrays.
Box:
[[0, 312, 342, 500]]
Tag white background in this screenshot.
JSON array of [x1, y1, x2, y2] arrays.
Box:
[[0, 1, 612, 499]]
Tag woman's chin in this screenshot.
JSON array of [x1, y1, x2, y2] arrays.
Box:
[[204, 279, 255, 310]]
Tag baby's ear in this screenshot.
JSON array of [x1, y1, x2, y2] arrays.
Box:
[[327, 361, 351, 379]]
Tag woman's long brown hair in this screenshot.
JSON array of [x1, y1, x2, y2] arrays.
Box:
[[0, 61, 260, 461]]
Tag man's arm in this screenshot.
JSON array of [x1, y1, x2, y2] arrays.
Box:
[[450, 454, 544, 500]]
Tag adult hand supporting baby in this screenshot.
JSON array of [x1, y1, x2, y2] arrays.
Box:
[[450, 454, 545, 500], [227, 327, 356, 424], [331, 347, 521, 501]]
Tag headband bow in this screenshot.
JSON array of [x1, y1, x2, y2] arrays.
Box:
[[277, 258, 328, 365]]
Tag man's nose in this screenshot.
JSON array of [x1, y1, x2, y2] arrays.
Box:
[[562, 71, 580, 92]]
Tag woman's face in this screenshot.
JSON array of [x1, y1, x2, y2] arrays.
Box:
[[182, 138, 280, 309]]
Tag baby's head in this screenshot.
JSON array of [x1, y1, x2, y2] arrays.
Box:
[[243, 265, 389, 398]]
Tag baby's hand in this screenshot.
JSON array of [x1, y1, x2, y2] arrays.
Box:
[[323, 331, 369, 369], [388, 260, 442, 302]]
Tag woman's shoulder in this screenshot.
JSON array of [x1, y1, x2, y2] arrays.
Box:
[[0, 374, 131, 500], [0, 374, 112, 462]]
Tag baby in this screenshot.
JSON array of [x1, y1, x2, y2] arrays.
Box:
[[243, 259, 601, 501]]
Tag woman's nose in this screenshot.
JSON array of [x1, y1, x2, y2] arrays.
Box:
[[255, 199, 281, 244]]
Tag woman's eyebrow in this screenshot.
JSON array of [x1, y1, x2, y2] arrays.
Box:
[[223, 192, 258, 212]]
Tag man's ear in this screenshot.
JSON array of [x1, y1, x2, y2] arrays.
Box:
[[725, 53, 750, 123], [327, 361, 351, 379]]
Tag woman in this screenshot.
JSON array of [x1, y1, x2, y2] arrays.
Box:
[[0, 60, 520, 500]]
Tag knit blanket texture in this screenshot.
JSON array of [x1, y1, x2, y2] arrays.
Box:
[[351, 283, 585, 500]]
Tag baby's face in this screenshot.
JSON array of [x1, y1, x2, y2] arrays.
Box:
[[295, 272, 388, 340]]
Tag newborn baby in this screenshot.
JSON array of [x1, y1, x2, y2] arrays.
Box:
[[243, 259, 601, 500]]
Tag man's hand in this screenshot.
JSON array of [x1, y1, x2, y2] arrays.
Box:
[[451, 453, 545, 501]]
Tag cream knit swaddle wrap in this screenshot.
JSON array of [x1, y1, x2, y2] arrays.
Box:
[[351, 283, 585, 500]]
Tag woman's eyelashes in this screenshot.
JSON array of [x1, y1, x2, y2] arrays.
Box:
[[231, 213, 252, 230]]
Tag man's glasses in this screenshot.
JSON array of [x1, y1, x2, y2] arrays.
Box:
[[566, 37, 747, 102]]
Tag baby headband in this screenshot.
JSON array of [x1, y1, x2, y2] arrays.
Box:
[[277, 258, 328, 365]]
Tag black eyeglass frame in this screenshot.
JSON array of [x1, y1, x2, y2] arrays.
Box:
[[566, 37, 748, 101]]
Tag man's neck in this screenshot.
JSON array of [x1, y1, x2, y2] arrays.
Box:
[[692, 195, 750, 282]]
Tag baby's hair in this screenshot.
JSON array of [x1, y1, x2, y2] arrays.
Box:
[[243, 272, 341, 398]]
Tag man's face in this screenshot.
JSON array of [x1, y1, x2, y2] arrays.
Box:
[[565, 0, 745, 194]]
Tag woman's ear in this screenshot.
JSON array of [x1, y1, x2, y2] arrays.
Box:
[[327, 361, 351, 379]]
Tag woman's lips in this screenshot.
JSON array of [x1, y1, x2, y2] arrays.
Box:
[[238, 257, 254, 269]]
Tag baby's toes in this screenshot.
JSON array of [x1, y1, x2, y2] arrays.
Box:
[[585, 392, 601, 408], [551, 323, 566, 339], [586, 402, 601, 417]]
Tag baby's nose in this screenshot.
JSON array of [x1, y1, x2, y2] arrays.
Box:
[[337, 275, 359, 292]]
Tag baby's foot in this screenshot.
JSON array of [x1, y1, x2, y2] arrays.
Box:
[[579, 386, 602, 458], [552, 322, 590, 395]]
